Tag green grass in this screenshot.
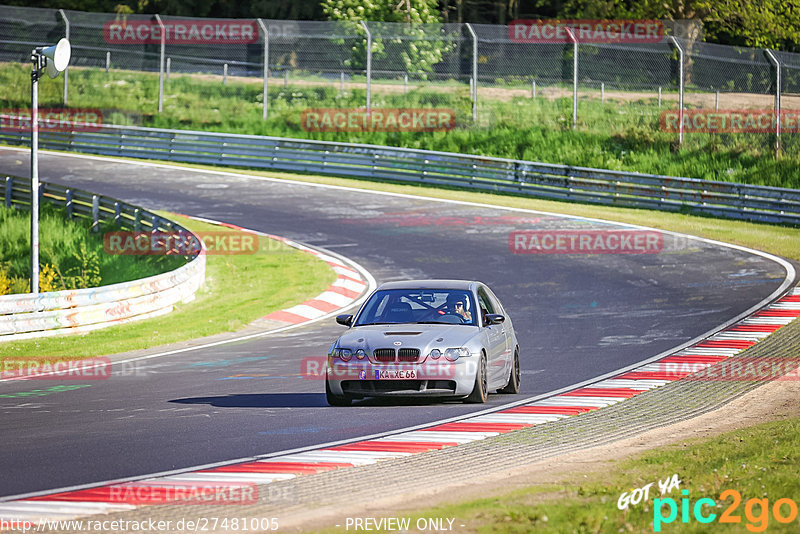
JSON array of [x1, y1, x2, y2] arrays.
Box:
[[0, 203, 184, 290], [3, 63, 800, 188], [0, 213, 337, 360], [312, 416, 800, 533]]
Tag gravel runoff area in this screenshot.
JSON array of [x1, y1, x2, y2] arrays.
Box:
[[31, 303, 800, 534]]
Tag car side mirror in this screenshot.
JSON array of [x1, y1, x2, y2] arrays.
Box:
[[336, 314, 354, 327], [485, 314, 505, 325]]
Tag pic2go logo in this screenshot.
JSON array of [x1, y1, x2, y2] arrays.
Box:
[[654, 490, 799, 532]]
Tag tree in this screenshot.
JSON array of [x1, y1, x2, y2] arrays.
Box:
[[321, 0, 453, 78]]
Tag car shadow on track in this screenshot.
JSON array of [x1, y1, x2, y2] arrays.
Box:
[[170, 393, 328, 408], [169, 394, 471, 408]]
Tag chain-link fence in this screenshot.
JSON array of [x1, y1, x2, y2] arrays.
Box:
[[1, 5, 798, 158]]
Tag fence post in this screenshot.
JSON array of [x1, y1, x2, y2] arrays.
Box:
[[715, 90, 719, 111], [340, 71, 345, 96], [601, 82, 605, 103], [59, 9, 69, 105], [223, 63, 228, 85], [166, 57, 170, 81], [404, 73, 408, 94], [360, 21, 372, 113], [154, 14, 166, 113], [565, 27, 578, 129], [764, 49, 781, 153], [91, 195, 99, 232], [465, 23, 478, 122], [668, 36, 684, 146], [531, 79, 536, 99], [106, 51, 111, 73], [658, 86, 662, 107], [257, 19, 269, 120], [4, 176, 12, 208]]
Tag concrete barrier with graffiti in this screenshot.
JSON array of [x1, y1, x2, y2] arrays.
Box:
[[0, 176, 205, 341]]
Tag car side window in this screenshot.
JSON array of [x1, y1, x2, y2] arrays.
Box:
[[485, 287, 504, 315], [477, 287, 495, 325]]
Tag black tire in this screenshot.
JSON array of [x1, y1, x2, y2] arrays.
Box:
[[499, 347, 520, 394], [464, 352, 488, 403], [326, 378, 352, 407]]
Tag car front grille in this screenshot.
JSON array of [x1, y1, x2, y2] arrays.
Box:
[[373, 348, 396, 362], [397, 348, 421, 362], [372, 348, 421, 363]]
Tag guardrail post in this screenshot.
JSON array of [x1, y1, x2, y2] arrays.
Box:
[[668, 36, 684, 146], [151, 214, 159, 233], [66, 188, 73, 218], [257, 19, 269, 120], [154, 14, 166, 113], [360, 21, 372, 113], [134, 208, 140, 232], [91, 195, 99, 232], [4, 176, 12, 208], [465, 23, 478, 122], [764, 49, 781, 153], [59, 9, 69, 105], [114, 202, 121, 225], [565, 27, 578, 129]]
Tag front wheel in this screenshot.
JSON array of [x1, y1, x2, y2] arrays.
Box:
[[499, 347, 520, 394], [326, 378, 352, 406], [464, 352, 488, 403]]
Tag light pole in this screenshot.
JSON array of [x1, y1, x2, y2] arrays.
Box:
[[30, 38, 70, 294]]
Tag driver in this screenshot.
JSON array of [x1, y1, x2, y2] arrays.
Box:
[[444, 295, 472, 321]]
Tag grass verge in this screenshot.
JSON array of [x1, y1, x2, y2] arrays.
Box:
[[313, 415, 800, 533], [0, 213, 337, 360], [0, 203, 184, 292], [3, 63, 800, 187]]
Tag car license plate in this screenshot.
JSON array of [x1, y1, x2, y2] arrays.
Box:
[[375, 369, 417, 380]]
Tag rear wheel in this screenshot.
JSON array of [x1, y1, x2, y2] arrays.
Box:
[[326, 378, 352, 406], [465, 352, 488, 403], [499, 347, 520, 394]]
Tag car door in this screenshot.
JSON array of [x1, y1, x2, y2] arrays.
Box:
[[485, 286, 513, 380], [477, 286, 507, 388]]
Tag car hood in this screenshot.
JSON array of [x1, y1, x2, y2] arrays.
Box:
[[337, 323, 479, 354]]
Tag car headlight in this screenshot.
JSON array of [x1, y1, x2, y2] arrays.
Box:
[[444, 347, 470, 361], [355, 349, 366, 360], [429, 349, 442, 359], [336, 348, 353, 362]]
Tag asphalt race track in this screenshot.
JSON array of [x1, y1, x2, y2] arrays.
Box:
[[0, 148, 793, 498]]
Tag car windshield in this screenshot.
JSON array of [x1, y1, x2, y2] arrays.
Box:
[[354, 289, 477, 326]]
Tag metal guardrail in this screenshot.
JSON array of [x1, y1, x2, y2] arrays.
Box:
[[1, 121, 799, 225], [0, 174, 206, 340]]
